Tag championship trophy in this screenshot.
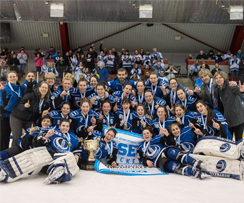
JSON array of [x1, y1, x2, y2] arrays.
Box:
[[79, 138, 100, 170]]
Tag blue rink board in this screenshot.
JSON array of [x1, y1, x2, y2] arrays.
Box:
[[94, 160, 169, 176]]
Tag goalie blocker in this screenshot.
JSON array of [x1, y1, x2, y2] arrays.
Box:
[[193, 136, 244, 160]]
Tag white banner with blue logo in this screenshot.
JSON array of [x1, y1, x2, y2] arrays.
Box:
[[94, 126, 168, 176]]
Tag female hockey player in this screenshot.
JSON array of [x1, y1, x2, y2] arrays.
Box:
[[93, 128, 118, 167], [191, 100, 232, 140], [112, 82, 135, 110], [20, 71, 37, 94], [88, 82, 116, 112], [137, 127, 209, 179], [116, 97, 138, 132], [69, 97, 103, 139], [0, 118, 81, 184], [135, 81, 146, 105], [0, 71, 23, 150], [144, 90, 166, 120], [101, 100, 120, 128], [151, 106, 175, 136], [173, 104, 197, 128], [175, 87, 198, 112], [70, 78, 93, 110]]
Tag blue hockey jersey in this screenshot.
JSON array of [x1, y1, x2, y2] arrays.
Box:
[[112, 91, 135, 108]]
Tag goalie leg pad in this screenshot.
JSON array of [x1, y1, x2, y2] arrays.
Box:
[[0, 147, 53, 183], [45, 152, 79, 184], [193, 136, 244, 160], [190, 154, 243, 180]]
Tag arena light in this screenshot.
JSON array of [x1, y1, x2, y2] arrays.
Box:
[[229, 5, 243, 20], [139, 4, 153, 18], [13, 3, 22, 22], [50, 3, 64, 17]]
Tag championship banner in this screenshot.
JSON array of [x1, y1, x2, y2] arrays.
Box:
[[94, 126, 168, 176]]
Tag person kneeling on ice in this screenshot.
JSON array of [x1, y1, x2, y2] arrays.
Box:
[[137, 127, 209, 179], [0, 118, 81, 184], [93, 128, 119, 167]]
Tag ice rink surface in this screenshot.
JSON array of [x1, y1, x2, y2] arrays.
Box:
[[1, 170, 244, 203]]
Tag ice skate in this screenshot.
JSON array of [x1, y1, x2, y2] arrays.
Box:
[[192, 160, 206, 171], [0, 169, 7, 182], [44, 166, 65, 185], [193, 170, 211, 180]]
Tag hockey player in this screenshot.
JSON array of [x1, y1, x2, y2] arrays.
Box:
[[69, 98, 103, 139], [175, 87, 198, 112], [88, 82, 116, 112], [0, 119, 80, 184], [144, 90, 167, 120], [70, 78, 93, 110], [20, 71, 37, 94], [151, 106, 174, 136], [116, 97, 138, 132], [191, 100, 232, 140], [145, 72, 167, 98], [112, 82, 135, 109], [100, 101, 120, 128], [93, 128, 118, 167], [173, 104, 197, 128], [106, 68, 137, 92], [135, 81, 146, 105], [137, 127, 209, 179]]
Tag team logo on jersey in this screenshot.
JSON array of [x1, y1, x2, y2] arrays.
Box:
[[216, 160, 226, 172], [146, 145, 161, 159], [219, 143, 231, 152], [53, 137, 69, 153], [215, 113, 225, 121], [180, 142, 195, 154]]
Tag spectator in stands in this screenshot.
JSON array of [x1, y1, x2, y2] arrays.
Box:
[[154, 61, 164, 75], [229, 54, 240, 77], [35, 53, 44, 75], [77, 46, 83, 55], [34, 48, 45, 58], [121, 48, 125, 55], [97, 50, 107, 68], [131, 63, 142, 80], [166, 64, 178, 80], [115, 52, 122, 70], [86, 46, 96, 70], [185, 53, 193, 70], [64, 51, 70, 65], [47, 46, 56, 56], [0, 48, 8, 57], [0, 60, 9, 81], [106, 50, 115, 74], [215, 51, 224, 63], [201, 61, 210, 70], [99, 41, 107, 55], [143, 71, 150, 82], [222, 50, 233, 61], [211, 63, 222, 76], [238, 59, 244, 83], [97, 63, 108, 82], [189, 60, 201, 77], [140, 48, 144, 58], [158, 69, 169, 85], [237, 49, 244, 59], [122, 50, 132, 75], [111, 47, 117, 58], [17, 49, 28, 75], [207, 50, 215, 60], [56, 56, 68, 80], [7, 54, 19, 73], [196, 50, 208, 60], [143, 50, 152, 68], [214, 71, 244, 141], [16, 47, 29, 59]]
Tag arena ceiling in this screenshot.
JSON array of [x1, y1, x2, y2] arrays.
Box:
[[0, 0, 244, 24]]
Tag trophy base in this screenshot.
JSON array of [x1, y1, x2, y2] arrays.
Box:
[[80, 161, 95, 170]]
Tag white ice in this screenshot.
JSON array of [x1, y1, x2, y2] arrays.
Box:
[[1, 170, 244, 203]]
